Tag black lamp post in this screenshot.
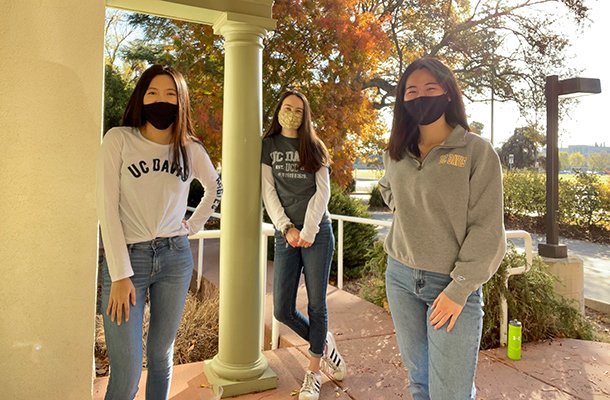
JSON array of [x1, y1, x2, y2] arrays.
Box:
[[538, 76, 601, 259]]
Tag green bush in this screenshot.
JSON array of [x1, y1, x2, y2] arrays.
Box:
[[559, 170, 608, 226], [264, 183, 378, 280], [368, 184, 387, 209], [358, 240, 593, 349], [481, 242, 593, 349], [503, 169, 610, 229], [358, 240, 388, 306], [503, 169, 546, 217], [345, 178, 356, 194]]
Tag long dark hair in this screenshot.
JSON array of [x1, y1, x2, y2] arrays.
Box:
[[122, 64, 201, 180], [263, 90, 331, 173], [387, 58, 469, 161]]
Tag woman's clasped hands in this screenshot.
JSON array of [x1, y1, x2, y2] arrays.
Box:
[[285, 227, 313, 248]]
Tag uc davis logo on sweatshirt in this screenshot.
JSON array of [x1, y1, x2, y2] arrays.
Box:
[[439, 154, 467, 167]]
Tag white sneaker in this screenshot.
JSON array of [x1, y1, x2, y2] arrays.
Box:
[[322, 332, 346, 381], [299, 370, 321, 400]]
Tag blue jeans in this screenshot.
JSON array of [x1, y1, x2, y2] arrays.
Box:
[[273, 223, 334, 358], [101, 236, 193, 400], [385, 256, 483, 400]]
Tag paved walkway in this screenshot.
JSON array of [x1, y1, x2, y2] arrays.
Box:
[[93, 238, 610, 399]]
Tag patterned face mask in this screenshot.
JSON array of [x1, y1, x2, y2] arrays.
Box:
[[278, 109, 303, 130]]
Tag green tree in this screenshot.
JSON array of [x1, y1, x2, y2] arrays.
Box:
[[569, 152, 585, 169], [587, 152, 610, 173], [103, 64, 133, 133], [470, 121, 484, 135], [558, 151, 569, 171], [497, 126, 538, 169]]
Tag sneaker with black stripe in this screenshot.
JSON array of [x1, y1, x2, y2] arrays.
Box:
[[322, 332, 346, 381], [299, 370, 321, 400]]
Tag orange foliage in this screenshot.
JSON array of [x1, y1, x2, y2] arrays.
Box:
[[156, 0, 392, 186]]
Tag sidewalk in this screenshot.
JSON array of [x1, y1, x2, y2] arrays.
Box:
[[93, 238, 610, 399]]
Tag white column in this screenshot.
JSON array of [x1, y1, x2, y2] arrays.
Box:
[[203, 13, 277, 397]]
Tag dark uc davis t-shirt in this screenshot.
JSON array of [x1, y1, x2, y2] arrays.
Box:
[[261, 134, 331, 226]]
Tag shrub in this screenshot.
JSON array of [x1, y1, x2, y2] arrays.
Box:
[[368, 184, 387, 209], [564, 171, 606, 226], [358, 240, 388, 306], [481, 242, 593, 349], [357, 240, 593, 350], [503, 170, 546, 217], [345, 178, 356, 194]]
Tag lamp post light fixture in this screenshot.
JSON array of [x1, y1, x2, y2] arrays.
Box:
[[538, 76, 601, 259]]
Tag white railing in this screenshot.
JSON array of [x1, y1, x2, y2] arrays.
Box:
[[501, 230, 533, 346], [330, 213, 392, 290], [188, 208, 532, 350]]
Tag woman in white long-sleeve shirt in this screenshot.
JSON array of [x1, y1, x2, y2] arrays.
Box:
[[261, 90, 346, 400], [96, 65, 222, 400]]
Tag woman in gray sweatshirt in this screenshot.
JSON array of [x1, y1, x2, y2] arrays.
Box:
[[379, 58, 506, 400]]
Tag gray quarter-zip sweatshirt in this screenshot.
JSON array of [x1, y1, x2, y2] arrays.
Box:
[[379, 125, 506, 306]]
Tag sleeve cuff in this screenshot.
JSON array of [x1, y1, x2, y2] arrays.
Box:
[[300, 229, 316, 244], [442, 279, 473, 306]]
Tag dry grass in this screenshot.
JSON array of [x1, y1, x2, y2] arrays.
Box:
[[586, 306, 610, 343], [94, 280, 220, 377]]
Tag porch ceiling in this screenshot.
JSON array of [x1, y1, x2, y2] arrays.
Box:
[[106, 0, 274, 25]]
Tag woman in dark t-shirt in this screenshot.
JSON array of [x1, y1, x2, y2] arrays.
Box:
[[261, 90, 346, 400]]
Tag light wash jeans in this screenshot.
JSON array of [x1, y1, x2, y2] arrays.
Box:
[[101, 235, 193, 400], [273, 223, 334, 358], [385, 256, 483, 400]]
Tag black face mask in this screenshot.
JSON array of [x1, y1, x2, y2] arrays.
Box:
[[403, 94, 449, 126], [142, 102, 178, 130]]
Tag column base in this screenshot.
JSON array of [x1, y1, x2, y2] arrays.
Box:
[[203, 359, 277, 398], [541, 255, 584, 313], [538, 243, 568, 258]]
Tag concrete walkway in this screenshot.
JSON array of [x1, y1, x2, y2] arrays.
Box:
[[93, 238, 610, 399]]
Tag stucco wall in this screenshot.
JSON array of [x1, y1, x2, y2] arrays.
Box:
[[0, 1, 105, 399]]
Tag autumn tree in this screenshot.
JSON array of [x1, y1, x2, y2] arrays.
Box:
[[113, 0, 590, 184], [569, 152, 585, 169], [360, 0, 588, 125], [587, 152, 609, 173], [126, 0, 391, 186]]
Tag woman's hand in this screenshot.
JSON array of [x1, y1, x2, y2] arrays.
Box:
[[430, 292, 463, 332], [297, 237, 312, 248], [106, 277, 136, 326], [285, 227, 301, 247]]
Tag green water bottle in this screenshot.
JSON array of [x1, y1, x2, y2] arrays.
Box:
[[507, 319, 522, 360]]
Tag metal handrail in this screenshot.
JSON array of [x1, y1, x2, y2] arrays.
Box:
[[329, 213, 392, 290], [188, 208, 532, 349]]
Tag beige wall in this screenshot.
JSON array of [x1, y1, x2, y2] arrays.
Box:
[[0, 1, 105, 399]]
